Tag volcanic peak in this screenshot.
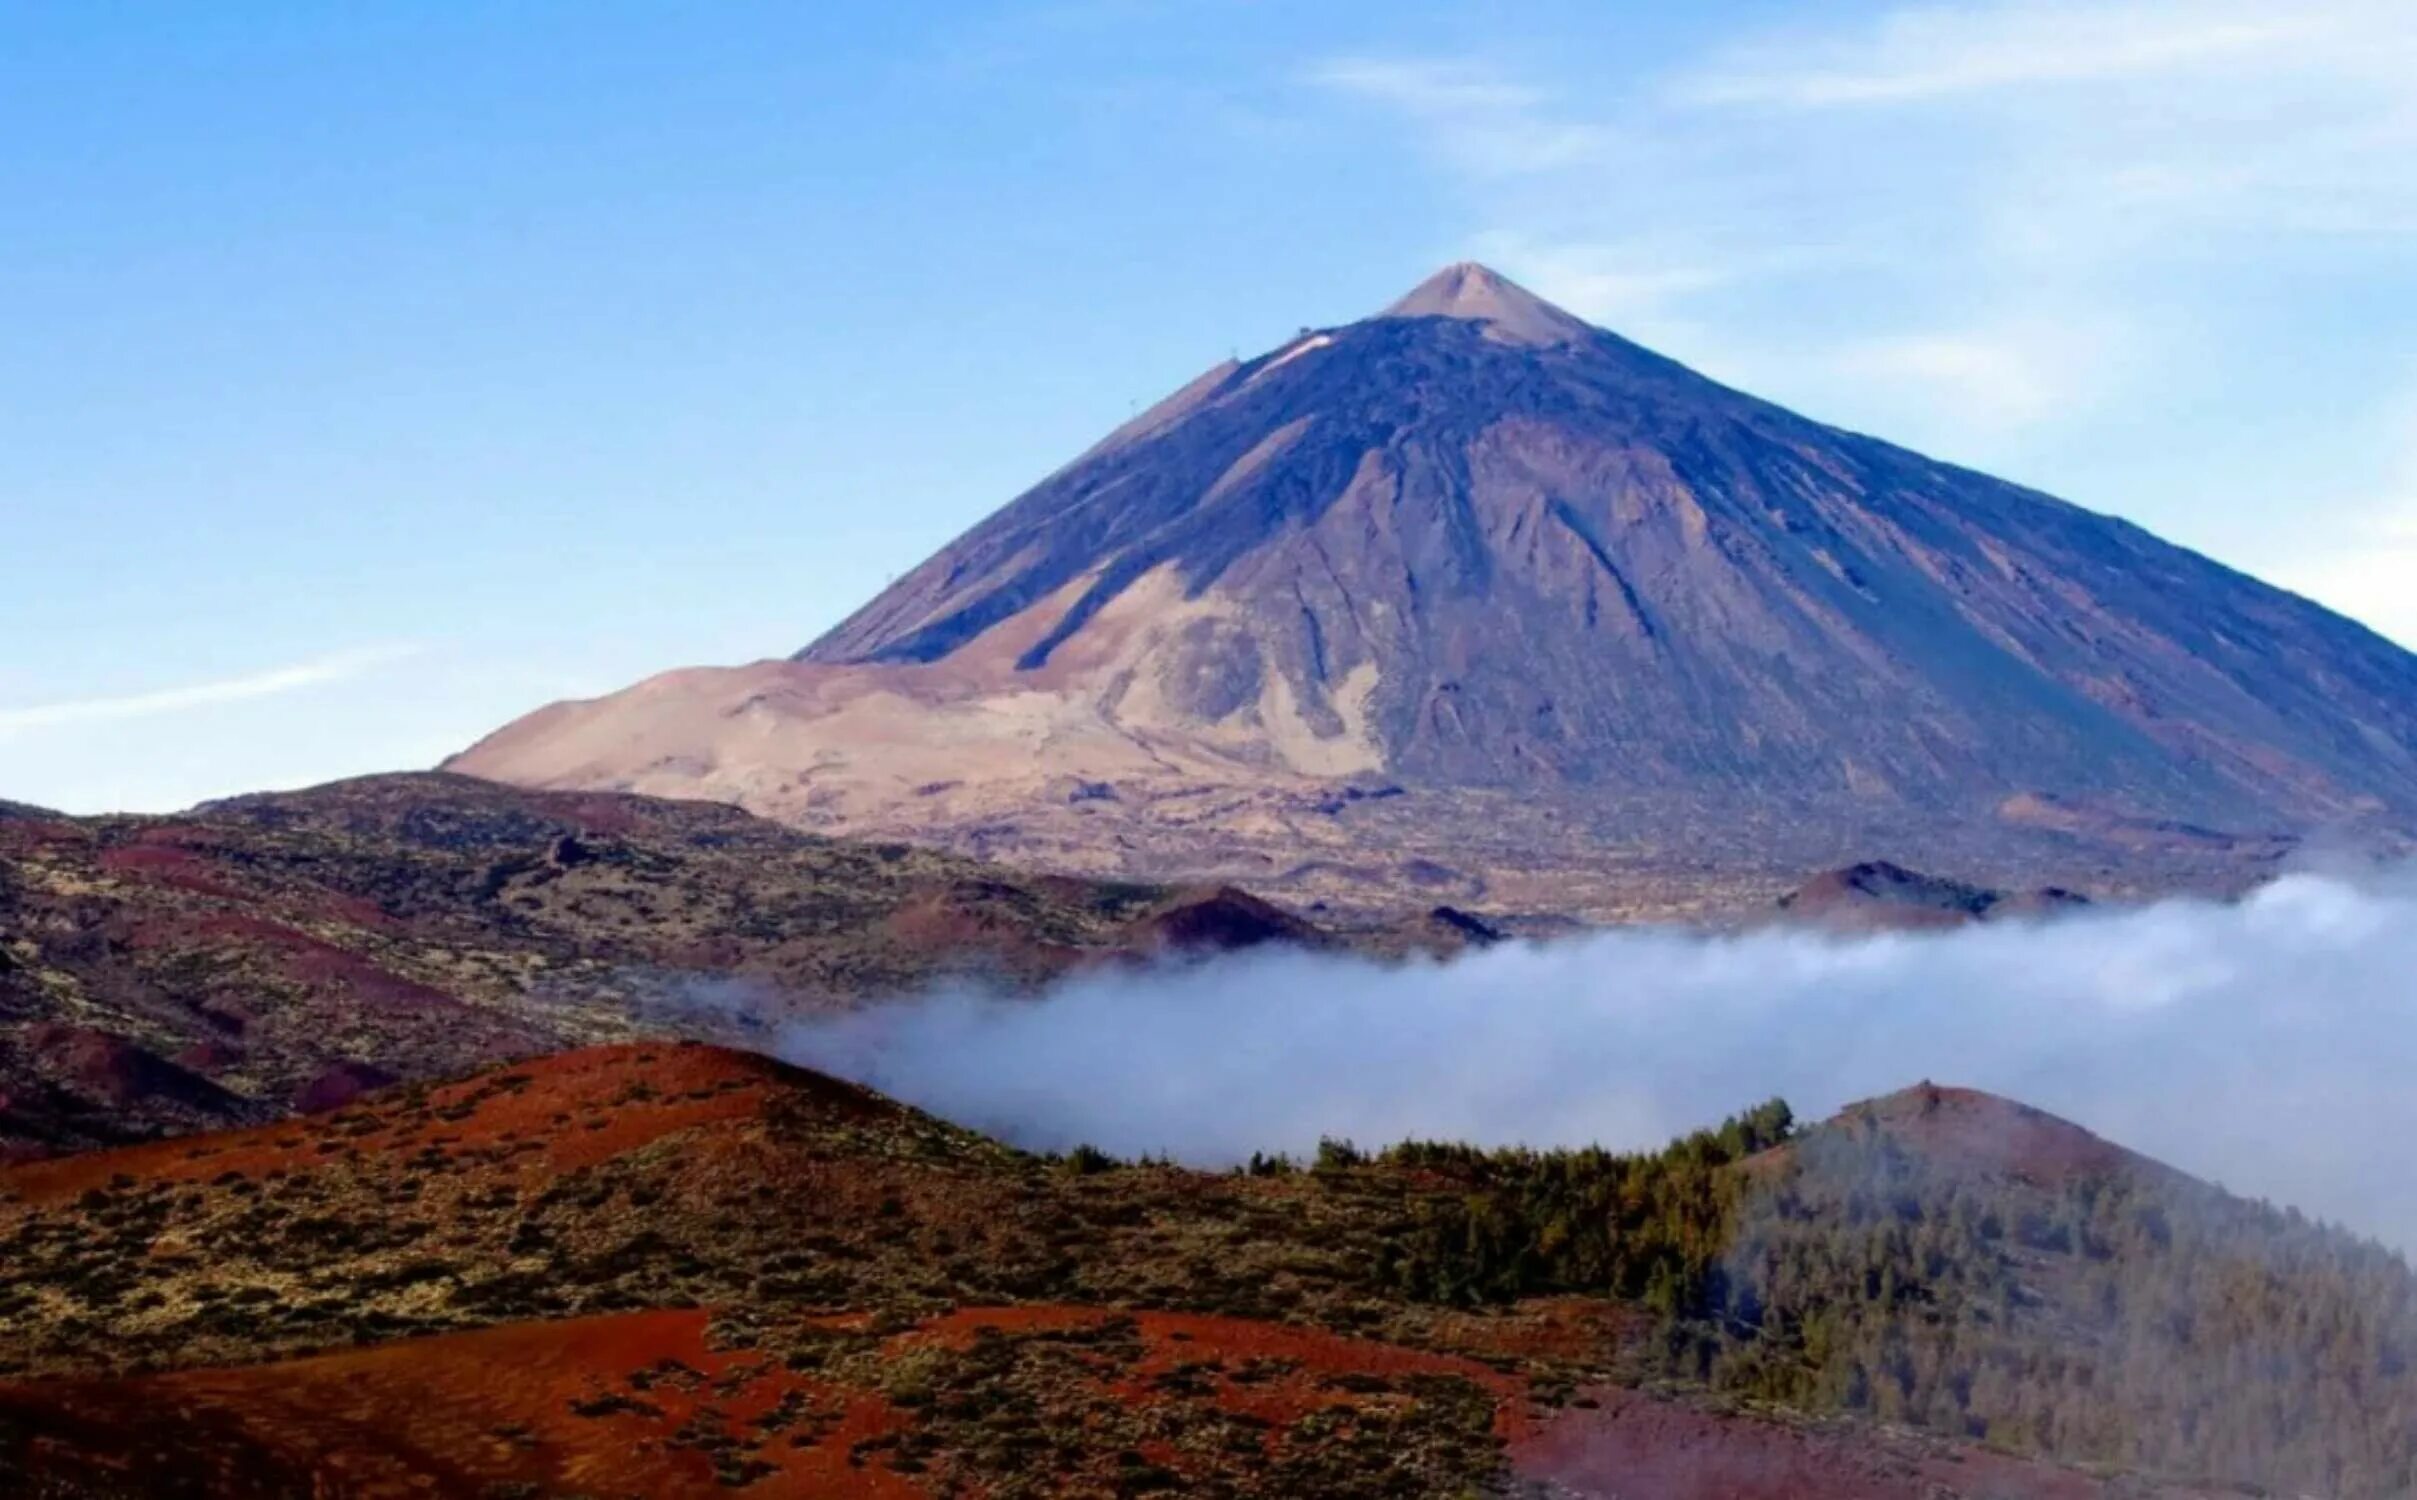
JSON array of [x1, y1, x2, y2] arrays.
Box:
[[1379, 260, 1593, 347]]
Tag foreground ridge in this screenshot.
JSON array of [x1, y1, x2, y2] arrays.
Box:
[[0, 1046, 2410, 1495]]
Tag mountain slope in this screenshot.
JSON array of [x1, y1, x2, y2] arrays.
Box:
[[450, 265, 2417, 918], [0, 1047, 2402, 1495], [0, 773, 1322, 1156]]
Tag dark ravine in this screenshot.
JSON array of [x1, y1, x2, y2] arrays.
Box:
[[450, 263, 2417, 919]]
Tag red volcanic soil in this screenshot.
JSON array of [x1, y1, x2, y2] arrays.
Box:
[[1415, 1296, 1643, 1371], [291, 1058, 398, 1113], [18, 1024, 237, 1112], [0, 1309, 919, 1499], [1512, 1385, 2202, 1499], [897, 1304, 1528, 1437], [0, 1042, 832, 1207], [0, 1305, 1538, 1498], [182, 912, 459, 1009], [94, 824, 398, 929], [95, 838, 252, 905]]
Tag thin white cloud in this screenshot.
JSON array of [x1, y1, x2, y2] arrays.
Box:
[[1309, 56, 1611, 176], [1826, 326, 2101, 432], [1309, 58, 1543, 115], [1679, 4, 2330, 108], [0, 645, 423, 738], [2284, 511, 2417, 648], [2276, 391, 2417, 647], [1301, 0, 2417, 489], [1674, 0, 2417, 250]]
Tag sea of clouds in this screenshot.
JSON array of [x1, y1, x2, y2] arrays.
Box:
[[779, 868, 2417, 1252]]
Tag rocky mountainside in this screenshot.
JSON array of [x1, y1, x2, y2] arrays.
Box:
[[0, 773, 1333, 1156], [449, 265, 2417, 920], [0, 1047, 2401, 1496]]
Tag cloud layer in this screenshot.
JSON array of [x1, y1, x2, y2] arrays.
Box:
[[789, 870, 2417, 1252]]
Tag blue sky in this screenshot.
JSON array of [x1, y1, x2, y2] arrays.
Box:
[[5, 0, 2415, 813]]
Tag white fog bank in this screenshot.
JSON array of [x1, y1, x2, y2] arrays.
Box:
[[783, 870, 2417, 1252]]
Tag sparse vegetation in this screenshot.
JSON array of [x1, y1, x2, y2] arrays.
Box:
[[1, 1048, 2410, 1496], [0, 773, 1197, 1155]]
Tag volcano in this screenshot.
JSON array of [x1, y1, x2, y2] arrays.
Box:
[[450, 265, 2417, 918]]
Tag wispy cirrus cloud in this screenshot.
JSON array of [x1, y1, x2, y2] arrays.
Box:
[[1822, 317, 2141, 434], [2276, 387, 2417, 648], [1677, 4, 2332, 108], [1307, 2, 2417, 457], [1307, 56, 1611, 176], [1312, 2, 2417, 309], [1674, 1, 2417, 251], [1308, 57, 1543, 115], [0, 645, 423, 738], [2292, 508, 2417, 648], [1299, 1, 2417, 644]]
